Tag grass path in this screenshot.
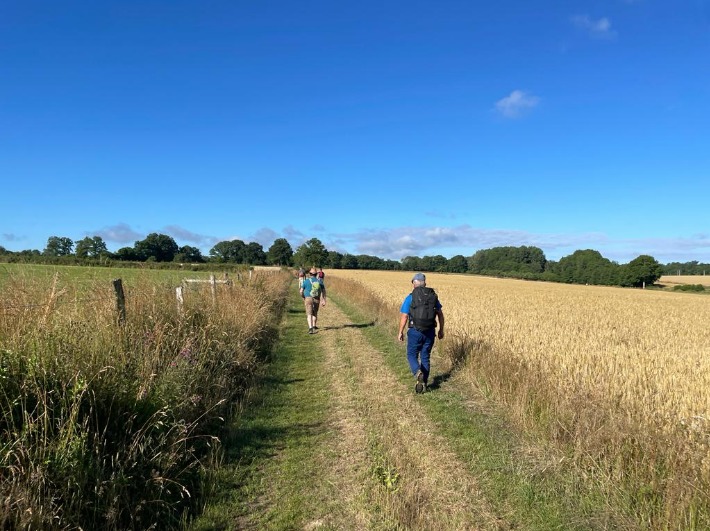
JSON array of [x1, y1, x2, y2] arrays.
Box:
[[191, 286, 589, 530]]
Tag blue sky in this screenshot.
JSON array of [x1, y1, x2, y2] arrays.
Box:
[[2, 0, 709, 263]]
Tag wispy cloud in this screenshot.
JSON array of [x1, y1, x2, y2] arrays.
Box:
[[604, 234, 710, 263], [571, 14, 616, 39], [93, 223, 710, 264], [425, 210, 457, 220], [163, 225, 218, 246], [249, 227, 280, 248], [321, 225, 710, 263], [345, 225, 603, 260], [1, 233, 23, 242], [494, 90, 540, 118], [93, 223, 143, 244]]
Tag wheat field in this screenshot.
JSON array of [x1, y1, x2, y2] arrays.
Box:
[[661, 274, 710, 287], [330, 269, 710, 508]]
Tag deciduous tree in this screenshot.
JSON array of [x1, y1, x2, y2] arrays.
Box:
[[244, 242, 267, 265], [44, 236, 74, 256], [75, 236, 108, 258], [267, 238, 293, 266], [175, 245, 205, 263], [134, 233, 179, 262], [622, 255, 663, 287], [209, 240, 246, 263], [293, 238, 328, 268]]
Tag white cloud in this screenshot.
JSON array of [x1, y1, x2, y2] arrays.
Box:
[[165, 224, 710, 264], [341, 225, 597, 260], [329, 225, 710, 263], [494, 90, 540, 118], [572, 14, 616, 39]]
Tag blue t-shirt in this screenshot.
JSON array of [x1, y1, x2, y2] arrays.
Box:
[[400, 293, 442, 314], [302, 277, 324, 298]]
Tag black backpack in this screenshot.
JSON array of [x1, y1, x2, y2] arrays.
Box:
[[409, 286, 438, 331]]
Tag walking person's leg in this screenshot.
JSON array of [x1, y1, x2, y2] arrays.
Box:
[[304, 297, 315, 333], [406, 328, 424, 375], [406, 328, 427, 393], [419, 329, 436, 387], [311, 299, 320, 330]]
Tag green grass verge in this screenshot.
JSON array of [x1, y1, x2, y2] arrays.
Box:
[[331, 292, 614, 531], [189, 287, 335, 530]]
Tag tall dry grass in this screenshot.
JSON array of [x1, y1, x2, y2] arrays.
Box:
[[330, 270, 710, 528], [0, 268, 290, 529]]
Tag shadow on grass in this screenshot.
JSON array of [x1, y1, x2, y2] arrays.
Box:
[[322, 321, 375, 331], [223, 420, 328, 462], [427, 370, 452, 391], [256, 375, 306, 386]]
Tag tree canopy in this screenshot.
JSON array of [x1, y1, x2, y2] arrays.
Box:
[[75, 236, 108, 258], [622, 255, 663, 287], [267, 238, 293, 266], [43, 236, 74, 257], [293, 238, 328, 268], [134, 233, 179, 262]]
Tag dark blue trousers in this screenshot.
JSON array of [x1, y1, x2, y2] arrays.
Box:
[[406, 327, 435, 384]]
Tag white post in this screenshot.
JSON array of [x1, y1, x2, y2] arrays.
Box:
[[176, 286, 184, 314]]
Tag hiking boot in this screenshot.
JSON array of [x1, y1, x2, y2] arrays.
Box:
[[414, 370, 425, 394], [308, 327, 314, 334]]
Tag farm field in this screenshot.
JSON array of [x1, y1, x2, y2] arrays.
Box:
[[0, 263, 290, 529], [0, 262, 226, 286], [330, 269, 710, 524], [4, 263, 710, 528], [331, 269, 710, 428], [660, 274, 710, 287]]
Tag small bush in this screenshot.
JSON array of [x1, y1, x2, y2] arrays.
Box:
[[673, 284, 706, 292]]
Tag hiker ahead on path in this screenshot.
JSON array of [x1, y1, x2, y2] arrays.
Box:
[[300, 267, 326, 335], [397, 273, 444, 393]]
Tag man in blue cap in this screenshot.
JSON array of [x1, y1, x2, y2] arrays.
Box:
[[397, 273, 445, 393]]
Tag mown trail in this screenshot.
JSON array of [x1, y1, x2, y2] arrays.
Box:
[[192, 288, 540, 530], [314, 297, 501, 530]]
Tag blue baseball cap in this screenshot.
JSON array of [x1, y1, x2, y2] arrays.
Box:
[[411, 273, 426, 282]]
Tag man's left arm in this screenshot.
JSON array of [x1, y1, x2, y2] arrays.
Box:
[[436, 309, 445, 339]]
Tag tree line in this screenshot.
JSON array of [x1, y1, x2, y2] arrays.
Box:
[[1, 234, 707, 288]]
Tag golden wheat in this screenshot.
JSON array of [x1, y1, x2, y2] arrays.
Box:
[[331, 270, 710, 455], [661, 275, 710, 287]]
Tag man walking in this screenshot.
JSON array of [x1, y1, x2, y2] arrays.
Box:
[[397, 273, 444, 393], [300, 267, 326, 334]]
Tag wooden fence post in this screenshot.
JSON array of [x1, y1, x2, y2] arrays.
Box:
[[210, 274, 216, 304], [113, 279, 126, 325]]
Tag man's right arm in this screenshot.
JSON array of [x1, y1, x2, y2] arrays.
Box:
[[397, 313, 408, 342]]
